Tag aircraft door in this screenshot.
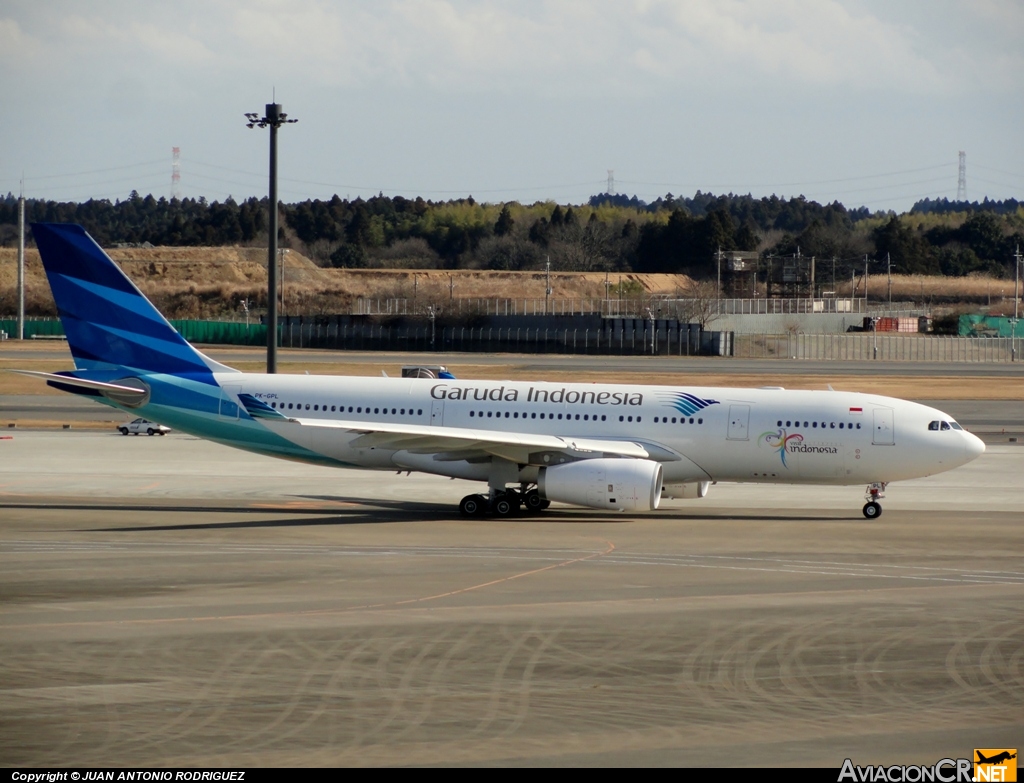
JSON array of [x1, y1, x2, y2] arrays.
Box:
[[430, 398, 445, 426], [727, 404, 750, 440], [872, 408, 894, 445]]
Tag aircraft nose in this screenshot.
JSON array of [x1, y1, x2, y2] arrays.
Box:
[[964, 431, 986, 462]]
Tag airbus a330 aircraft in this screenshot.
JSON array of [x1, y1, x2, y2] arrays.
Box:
[[18, 223, 985, 519]]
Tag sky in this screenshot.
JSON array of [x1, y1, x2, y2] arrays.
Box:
[[2, 0, 1023, 212]]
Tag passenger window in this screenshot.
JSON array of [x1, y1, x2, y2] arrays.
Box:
[[697, 418, 702, 424], [619, 415, 624, 422]]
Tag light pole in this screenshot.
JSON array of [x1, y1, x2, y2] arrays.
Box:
[[246, 102, 297, 373]]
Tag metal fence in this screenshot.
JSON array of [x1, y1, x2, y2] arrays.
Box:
[[351, 296, 924, 318], [282, 322, 1024, 362], [734, 333, 1024, 362], [5, 317, 1021, 362]]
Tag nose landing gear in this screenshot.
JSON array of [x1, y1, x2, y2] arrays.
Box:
[[862, 482, 887, 519]]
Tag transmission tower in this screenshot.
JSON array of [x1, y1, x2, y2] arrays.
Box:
[[171, 147, 181, 200], [606, 169, 615, 196], [957, 151, 966, 201]]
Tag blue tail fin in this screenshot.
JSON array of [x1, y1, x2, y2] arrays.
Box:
[[32, 223, 227, 381]]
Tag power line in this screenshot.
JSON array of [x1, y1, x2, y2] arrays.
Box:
[[14, 158, 168, 181], [617, 162, 954, 191]]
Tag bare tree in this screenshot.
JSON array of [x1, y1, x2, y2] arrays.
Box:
[[680, 280, 721, 330]]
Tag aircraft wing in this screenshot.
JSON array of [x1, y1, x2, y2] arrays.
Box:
[[266, 416, 651, 464]]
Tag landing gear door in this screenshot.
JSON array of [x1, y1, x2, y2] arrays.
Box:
[[872, 408, 894, 445], [727, 404, 750, 441], [430, 398, 445, 427]]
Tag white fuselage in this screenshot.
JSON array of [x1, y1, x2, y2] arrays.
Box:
[[201, 374, 984, 487]]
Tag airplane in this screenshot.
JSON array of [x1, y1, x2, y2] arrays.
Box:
[[15, 223, 986, 519], [976, 752, 1016, 765]]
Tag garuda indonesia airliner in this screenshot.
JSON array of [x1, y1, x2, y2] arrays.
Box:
[[18, 224, 985, 519]]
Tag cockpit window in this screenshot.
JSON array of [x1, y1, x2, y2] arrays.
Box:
[[928, 421, 940, 431], [949, 421, 963, 430], [940, 421, 951, 431]]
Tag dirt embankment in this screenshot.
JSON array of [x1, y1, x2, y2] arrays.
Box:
[[0, 247, 695, 319], [2, 245, 1014, 320]]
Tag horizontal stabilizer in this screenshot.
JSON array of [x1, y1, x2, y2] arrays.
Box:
[[9, 370, 149, 405]]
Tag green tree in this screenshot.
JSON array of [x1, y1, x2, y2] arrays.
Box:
[[494, 204, 514, 237]]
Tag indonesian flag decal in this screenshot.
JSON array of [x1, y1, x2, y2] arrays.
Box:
[[849, 407, 863, 414]]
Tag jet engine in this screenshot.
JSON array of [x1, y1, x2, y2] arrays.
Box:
[[538, 458, 663, 511], [662, 481, 710, 500]]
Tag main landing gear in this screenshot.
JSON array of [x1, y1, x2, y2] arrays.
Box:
[[458, 486, 550, 518], [862, 482, 887, 519]]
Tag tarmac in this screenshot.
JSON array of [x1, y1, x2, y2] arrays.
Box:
[[1, 423, 1022, 766]]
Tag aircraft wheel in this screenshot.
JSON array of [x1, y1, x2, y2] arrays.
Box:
[[862, 501, 882, 519], [524, 490, 545, 513], [493, 496, 516, 517], [459, 494, 486, 517], [538, 499, 551, 510]]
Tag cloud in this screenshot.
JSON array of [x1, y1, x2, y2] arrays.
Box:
[[4, 1, 1019, 96]]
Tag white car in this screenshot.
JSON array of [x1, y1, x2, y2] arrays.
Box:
[[118, 418, 171, 436]]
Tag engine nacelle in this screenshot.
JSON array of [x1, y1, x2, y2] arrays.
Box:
[[538, 458, 663, 511], [662, 481, 710, 500]]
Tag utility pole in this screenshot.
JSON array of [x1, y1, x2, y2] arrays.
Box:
[[17, 188, 25, 340], [545, 256, 551, 315], [279, 248, 285, 316], [1013, 245, 1021, 361], [716, 247, 722, 301], [887, 252, 892, 306], [863, 255, 869, 305], [245, 101, 297, 373]]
